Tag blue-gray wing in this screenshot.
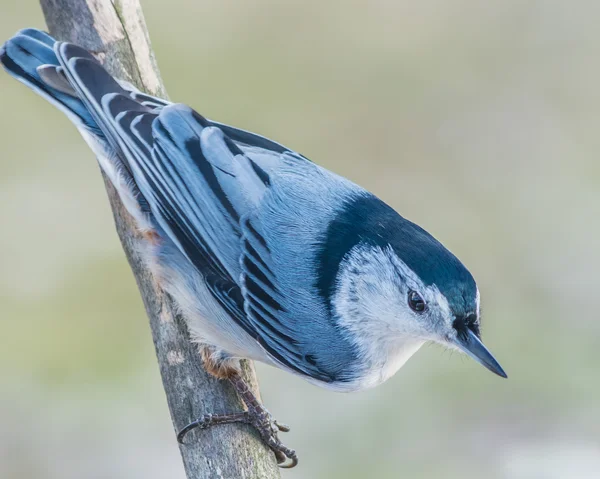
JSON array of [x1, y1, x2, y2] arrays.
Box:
[[239, 162, 361, 383], [54, 42, 351, 382]]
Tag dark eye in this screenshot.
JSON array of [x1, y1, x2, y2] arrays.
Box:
[[408, 290, 426, 313]]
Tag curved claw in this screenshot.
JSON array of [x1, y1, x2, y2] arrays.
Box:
[[177, 418, 206, 444], [274, 420, 291, 432], [278, 450, 299, 469]]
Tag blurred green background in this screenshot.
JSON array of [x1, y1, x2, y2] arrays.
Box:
[[1, 1, 599, 478]]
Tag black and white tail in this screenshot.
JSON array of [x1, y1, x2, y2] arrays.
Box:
[[0, 29, 104, 135], [0, 28, 169, 230]]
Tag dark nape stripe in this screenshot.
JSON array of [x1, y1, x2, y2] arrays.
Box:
[[315, 193, 477, 317]]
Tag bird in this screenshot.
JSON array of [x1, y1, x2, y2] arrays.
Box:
[[1, 28, 506, 468]]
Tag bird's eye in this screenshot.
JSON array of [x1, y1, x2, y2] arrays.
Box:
[[408, 290, 426, 313]]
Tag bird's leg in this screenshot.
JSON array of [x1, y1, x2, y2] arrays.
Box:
[[177, 350, 298, 468], [228, 372, 297, 468]]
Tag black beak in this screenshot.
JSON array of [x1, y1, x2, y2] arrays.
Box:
[[455, 329, 507, 378]]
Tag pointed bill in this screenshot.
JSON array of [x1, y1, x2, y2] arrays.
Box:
[[456, 329, 507, 378]]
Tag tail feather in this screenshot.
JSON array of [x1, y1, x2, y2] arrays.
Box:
[[37, 65, 77, 96], [16, 28, 55, 47], [0, 30, 100, 134], [0, 28, 155, 230]]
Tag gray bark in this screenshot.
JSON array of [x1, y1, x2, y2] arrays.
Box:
[[38, 1, 281, 477]]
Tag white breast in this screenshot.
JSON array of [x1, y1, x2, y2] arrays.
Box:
[[319, 338, 424, 393]]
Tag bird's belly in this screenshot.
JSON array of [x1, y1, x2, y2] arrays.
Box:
[[143, 243, 270, 364]]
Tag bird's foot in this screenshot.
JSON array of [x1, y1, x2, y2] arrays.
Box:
[[177, 372, 298, 468]]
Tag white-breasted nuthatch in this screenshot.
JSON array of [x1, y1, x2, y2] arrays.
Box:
[[1, 29, 506, 468]]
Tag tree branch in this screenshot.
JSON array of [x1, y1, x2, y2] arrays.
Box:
[[38, 1, 281, 477]]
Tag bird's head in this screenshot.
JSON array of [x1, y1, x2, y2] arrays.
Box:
[[325, 194, 506, 379]]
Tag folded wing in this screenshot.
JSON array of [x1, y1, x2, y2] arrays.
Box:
[[54, 42, 336, 381]]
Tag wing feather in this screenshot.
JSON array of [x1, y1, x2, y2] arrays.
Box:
[[54, 43, 337, 381]]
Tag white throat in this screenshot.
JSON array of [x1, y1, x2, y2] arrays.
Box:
[[352, 337, 424, 391]]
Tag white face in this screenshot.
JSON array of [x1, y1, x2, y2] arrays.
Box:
[[332, 243, 505, 385], [333, 243, 458, 345], [329, 243, 461, 390]]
